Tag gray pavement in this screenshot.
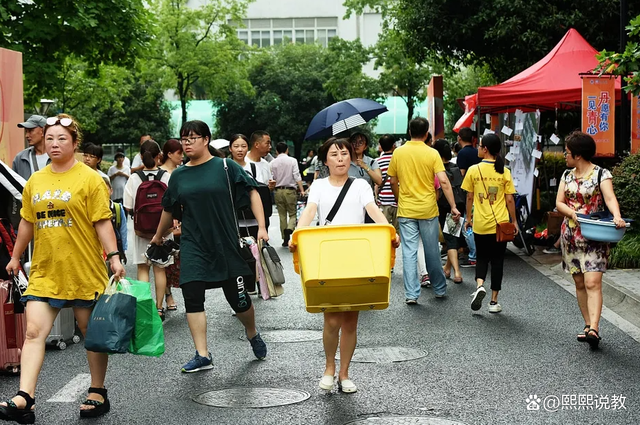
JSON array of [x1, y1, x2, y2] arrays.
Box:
[[2, 214, 640, 424]]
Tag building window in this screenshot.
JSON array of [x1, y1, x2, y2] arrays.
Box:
[[237, 18, 338, 48]]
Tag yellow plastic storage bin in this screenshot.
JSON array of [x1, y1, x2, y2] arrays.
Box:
[[292, 224, 396, 313]]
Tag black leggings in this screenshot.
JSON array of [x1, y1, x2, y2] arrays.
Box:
[[182, 278, 253, 314], [473, 233, 507, 292]]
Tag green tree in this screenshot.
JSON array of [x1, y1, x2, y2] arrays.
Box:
[[0, 0, 150, 106], [150, 0, 251, 126], [596, 14, 640, 96], [323, 38, 380, 100], [346, 0, 640, 83], [215, 43, 334, 159]]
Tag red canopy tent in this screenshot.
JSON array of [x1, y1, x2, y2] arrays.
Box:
[[473, 28, 621, 114]]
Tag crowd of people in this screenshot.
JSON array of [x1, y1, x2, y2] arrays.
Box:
[[0, 112, 627, 423]]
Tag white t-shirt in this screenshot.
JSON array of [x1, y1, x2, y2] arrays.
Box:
[[307, 178, 375, 225], [107, 165, 131, 200], [244, 156, 271, 184], [123, 169, 171, 211], [122, 156, 131, 168], [29, 152, 50, 174], [131, 153, 143, 169]]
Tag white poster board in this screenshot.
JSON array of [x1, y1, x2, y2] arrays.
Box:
[[507, 112, 539, 212]]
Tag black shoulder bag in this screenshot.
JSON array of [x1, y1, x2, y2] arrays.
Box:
[[324, 177, 355, 225]]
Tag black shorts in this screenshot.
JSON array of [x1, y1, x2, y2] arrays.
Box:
[[181, 277, 253, 314]]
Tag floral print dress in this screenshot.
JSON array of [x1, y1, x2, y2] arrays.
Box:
[[560, 165, 612, 274]]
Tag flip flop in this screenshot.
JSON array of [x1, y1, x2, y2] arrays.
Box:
[[453, 277, 463, 284], [167, 305, 178, 311]]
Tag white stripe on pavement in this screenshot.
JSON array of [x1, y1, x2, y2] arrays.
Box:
[[46, 373, 92, 403]]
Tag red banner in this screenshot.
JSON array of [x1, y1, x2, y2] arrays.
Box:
[[632, 93, 640, 154], [581, 76, 615, 157]]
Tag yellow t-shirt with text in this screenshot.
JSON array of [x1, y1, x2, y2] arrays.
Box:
[[461, 161, 516, 235], [21, 162, 112, 300], [387, 141, 445, 219]]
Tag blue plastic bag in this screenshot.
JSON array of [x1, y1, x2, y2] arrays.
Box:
[[84, 277, 136, 354]]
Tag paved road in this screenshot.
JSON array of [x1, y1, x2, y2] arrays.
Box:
[[1, 215, 639, 425]]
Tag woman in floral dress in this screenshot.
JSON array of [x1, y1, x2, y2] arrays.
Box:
[[556, 132, 626, 348]]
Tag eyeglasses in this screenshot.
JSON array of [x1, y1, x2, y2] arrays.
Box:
[[352, 140, 366, 147], [46, 117, 73, 127], [180, 136, 203, 145], [82, 153, 98, 160]]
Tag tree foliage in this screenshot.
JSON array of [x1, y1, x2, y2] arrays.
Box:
[[346, 0, 640, 83], [596, 14, 640, 95], [216, 43, 339, 159], [0, 0, 150, 106], [150, 0, 251, 126]]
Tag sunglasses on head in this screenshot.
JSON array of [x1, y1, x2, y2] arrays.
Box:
[[46, 117, 73, 127]]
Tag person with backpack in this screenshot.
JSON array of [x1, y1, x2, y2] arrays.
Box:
[[123, 139, 171, 321], [433, 139, 466, 284], [290, 137, 399, 394]]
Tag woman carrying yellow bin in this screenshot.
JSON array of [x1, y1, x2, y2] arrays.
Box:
[[289, 137, 399, 394]]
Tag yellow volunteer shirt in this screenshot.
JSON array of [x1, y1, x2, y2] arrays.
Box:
[[461, 160, 516, 235], [21, 162, 112, 301], [387, 141, 445, 219]]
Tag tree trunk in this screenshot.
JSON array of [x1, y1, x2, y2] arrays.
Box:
[[177, 72, 188, 127], [406, 86, 415, 137]]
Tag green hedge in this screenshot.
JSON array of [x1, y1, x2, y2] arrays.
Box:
[[610, 230, 640, 269], [612, 152, 640, 223]]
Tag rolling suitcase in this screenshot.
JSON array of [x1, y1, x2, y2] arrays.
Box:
[[46, 308, 80, 350], [0, 281, 26, 374]]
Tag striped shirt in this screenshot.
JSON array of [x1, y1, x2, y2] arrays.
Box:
[[376, 152, 397, 206]]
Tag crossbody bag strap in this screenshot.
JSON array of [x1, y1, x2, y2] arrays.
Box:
[[30, 149, 39, 172], [222, 158, 242, 240], [325, 177, 354, 225], [477, 166, 500, 226]]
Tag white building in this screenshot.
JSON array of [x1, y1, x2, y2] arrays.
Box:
[[187, 0, 383, 76]]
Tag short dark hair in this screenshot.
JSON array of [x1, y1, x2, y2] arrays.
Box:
[[409, 117, 429, 139], [378, 134, 395, 152], [250, 130, 270, 147], [179, 120, 211, 141], [565, 131, 596, 162], [433, 138, 452, 161], [276, 142, 289, 154], [318, 137, 354, 165], [457, 127, 474, 143], [82, 143, 103, 160], [453, 142, 462, 154]]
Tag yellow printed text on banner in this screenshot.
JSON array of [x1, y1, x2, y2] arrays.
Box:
[[632, 94, 640, 154], [581, 76, 615, 157]]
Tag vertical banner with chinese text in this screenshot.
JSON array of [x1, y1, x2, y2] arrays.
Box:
[[581, 76, 615, 157], [632, 94, 640, 154]]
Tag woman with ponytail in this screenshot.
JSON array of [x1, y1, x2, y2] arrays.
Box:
[[124, 139, 171, 320], [461, 133, 518, 313]]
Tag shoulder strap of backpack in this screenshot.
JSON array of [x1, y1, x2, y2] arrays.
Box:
[[325, 177, 355, 225], [135, 170, 149, 182], [250, 162, 257, 179], [155, 169, 167, 181], [114, 203, 121, 227]]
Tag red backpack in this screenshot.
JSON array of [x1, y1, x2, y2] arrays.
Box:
[[133, 170, 167, 238]]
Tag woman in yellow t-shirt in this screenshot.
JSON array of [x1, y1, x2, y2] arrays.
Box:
[[461, 134, 518, 314], [3, 114, 125, 423]]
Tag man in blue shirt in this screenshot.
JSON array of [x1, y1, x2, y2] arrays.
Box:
[[455, 127, 481, 267]]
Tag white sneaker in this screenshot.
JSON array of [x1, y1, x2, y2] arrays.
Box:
[[319, 375, 335, 390], [470, 286, 486, 311], [488, 302, 502, 313]]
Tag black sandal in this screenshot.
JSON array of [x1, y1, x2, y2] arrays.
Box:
[[585, 328, 602, 349], [80, 387, 110, 419], [165, 293, 177, 311], [0, 390, 35, 424], [577, 324, 590, 342], [158, 308, 166, 322]]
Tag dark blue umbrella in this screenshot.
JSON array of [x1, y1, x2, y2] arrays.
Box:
[[304, 98, 388, 140]]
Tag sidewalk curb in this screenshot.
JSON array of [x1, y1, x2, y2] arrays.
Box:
[[508, 246, 640, 344]]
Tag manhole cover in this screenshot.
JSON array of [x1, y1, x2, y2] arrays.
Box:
[[193, 388, 310, 408], [249, 330, 323, 343], [344, 417, 467, 425], [337, 347, 427, 363]]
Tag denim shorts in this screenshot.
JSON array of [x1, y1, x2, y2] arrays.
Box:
[[20, 295, 96, 309]]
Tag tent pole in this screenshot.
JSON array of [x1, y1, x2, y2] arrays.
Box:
[[619, 0, 629, 155]]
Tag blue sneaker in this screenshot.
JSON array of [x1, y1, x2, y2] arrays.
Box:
[[181, 350, 213, 373], [247, 332, 267, 360]]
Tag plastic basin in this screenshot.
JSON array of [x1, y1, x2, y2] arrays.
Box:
[[292, 224, 396, 313], [576, 213, 631, 243]]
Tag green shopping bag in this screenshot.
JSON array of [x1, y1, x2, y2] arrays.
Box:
[[118, 279, 165, 357]]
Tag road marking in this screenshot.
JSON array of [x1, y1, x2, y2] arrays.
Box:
[[510, 246, 640, 343], [46, 373, 92, 403]]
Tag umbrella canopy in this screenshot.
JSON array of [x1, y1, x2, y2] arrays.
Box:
[[304, 98, 388, 140]]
